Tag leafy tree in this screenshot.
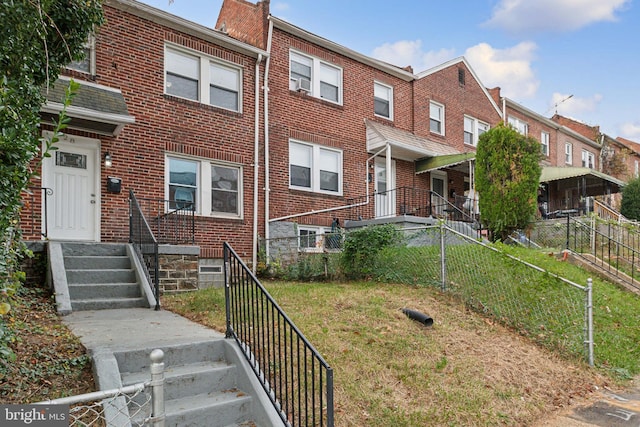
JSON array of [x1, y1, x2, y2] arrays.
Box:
[[475, 123, 541, 241], [0, 0, 103, 367], [620, 178, 640, 220]]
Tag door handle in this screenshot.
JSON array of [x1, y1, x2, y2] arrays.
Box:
[[90, 200, 96, 204]]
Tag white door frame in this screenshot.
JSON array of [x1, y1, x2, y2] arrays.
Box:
[[430, 170, 448, 216], [374, 157, 396, 218], [41, 132, 101, 241]]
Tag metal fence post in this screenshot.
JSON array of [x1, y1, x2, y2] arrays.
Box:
[[566, 213, 570, 250], [586, 278, 594, 367], [150, 349, 165, 427], [440, 223, 447, 292]]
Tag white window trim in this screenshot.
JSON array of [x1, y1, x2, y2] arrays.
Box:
[[289, 49, 343, 105], [565, 142, 573, 165], [66, 35, 96, 75], [374, 81, 393, 120], [165, 43, 243, 113], [298, 225, 327, 252], [508, 116, 528, 136], [430, 101, 445, 135], [541, 131, 550, 156], [582, 150, 595, 169], [289, 140, 343, 195], [165, 154, 243, 219], [464, 115, 489, 147]]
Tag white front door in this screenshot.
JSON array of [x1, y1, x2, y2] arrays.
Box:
[[430, 170, 448, 216], [42, 134, 100, 241], [374, 157, 395, 218]]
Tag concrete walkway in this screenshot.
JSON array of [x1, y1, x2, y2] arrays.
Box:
[[62, 308, 225, 354], [534, 379, 640, 427]]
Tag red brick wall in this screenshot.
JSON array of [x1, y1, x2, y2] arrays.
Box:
[[413, 62, 502, 152], [216, 0, 268, 49], [265, 28, 415, 227], [22, 4, 264, 259]]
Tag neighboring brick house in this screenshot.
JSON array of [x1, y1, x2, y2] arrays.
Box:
[[487, 90, 623, 215], [24, 0, 268, 283], [217, 0, 503, 248], [614, 137, 640, 181]]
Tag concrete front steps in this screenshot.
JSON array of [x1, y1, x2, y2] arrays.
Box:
[[49, 242, 154, 313], [114, 341, 280, 427]]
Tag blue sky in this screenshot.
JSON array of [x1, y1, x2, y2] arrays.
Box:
[[141, 0, 638, 140]]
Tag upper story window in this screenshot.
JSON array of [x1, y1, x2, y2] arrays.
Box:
[[508, 116, 528, 135], [166, 155, 243, 218], [565, 142, 573, 165], [582, 150, 595, 169], [289, 140, 342, 195], [67, 35, 96, 75], [374, 82, 393, 120], [165, 45, 242, 112], [464, 116, 489, 146], [430, 101, 444, 135], [541, 132, 550, 156], [289, 50, 342, 105]]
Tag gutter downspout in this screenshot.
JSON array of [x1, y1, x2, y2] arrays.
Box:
[[252, 53, 263, 272], [264, 19, 273, 260], [269, 144, 387, 223]]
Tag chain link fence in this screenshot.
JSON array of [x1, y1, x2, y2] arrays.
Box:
[[260, 224, 593, 365], [36, 349, 165, 426]]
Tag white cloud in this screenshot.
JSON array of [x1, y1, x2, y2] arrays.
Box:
[[464, 42, 539, 99], [620, 122, 640, 139], [371, 40, 455, 72], [484, 0, 630, 35], [549, 92, 603, 116]]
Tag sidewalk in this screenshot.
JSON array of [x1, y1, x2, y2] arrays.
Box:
[[535, 379, 640, 427]]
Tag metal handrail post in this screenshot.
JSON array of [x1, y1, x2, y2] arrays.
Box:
[[149, 349, 165, 427]]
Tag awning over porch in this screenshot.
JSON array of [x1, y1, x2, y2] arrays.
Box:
[[540, 167, 625, 194], [366, 119, 458, 162], [41, 77, 135, 136], [415, 152, 476, 174]]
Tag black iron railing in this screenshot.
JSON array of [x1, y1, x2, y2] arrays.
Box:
[[134, 197, 195, 244], [224, 242, 334, 427], [529, 215, 640, 292], [346, 187, 482, 238], [129, 190, 160, 310], [22, 187, 53, 238]]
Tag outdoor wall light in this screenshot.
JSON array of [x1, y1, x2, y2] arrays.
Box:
[[104, 152, 113, 168]]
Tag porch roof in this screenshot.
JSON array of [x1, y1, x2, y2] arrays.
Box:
[[540, 167, 626, 192], [41, 77, 135, 136], [415, 152, 476, 174], [366, 119, 458, 162]]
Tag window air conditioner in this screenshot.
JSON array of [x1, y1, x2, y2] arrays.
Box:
[[296, 78, 311, 93]]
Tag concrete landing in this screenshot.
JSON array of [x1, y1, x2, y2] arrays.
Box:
[[62, 308, 225, 353]]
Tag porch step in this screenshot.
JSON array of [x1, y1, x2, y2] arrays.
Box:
[[116, 342, 264, 427], [71, 297, 147, 311], [68, 283, 142, 300], [59, 243, 149, 311], [64, 255, 131, 270]]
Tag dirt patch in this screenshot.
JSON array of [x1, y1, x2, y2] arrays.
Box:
[[0, 285, 95, 403]]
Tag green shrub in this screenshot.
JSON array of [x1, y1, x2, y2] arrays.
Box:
[[340, 224, 404, 279]]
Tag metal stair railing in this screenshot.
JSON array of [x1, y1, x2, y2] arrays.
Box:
[[129, 190, 160, 310], [224, 242, 334, 427]]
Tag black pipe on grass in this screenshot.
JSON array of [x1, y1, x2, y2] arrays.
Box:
[[402, 308, 433, 327]]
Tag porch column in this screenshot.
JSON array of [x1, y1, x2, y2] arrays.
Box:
[[386, 144, 392, 215]]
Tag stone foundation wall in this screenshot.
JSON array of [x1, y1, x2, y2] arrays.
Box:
[[158, 253, 199, 293]]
